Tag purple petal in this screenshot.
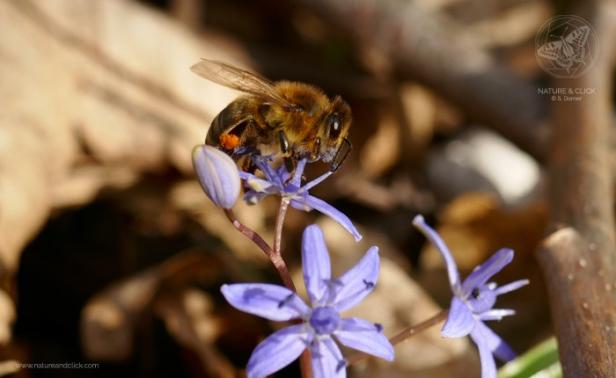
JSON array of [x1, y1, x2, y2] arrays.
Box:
[[289, 159, 307, 188], [239, 171, 255, 181], [470, 327, 498, 378], [311, 337, 346, 378], [290, 199, 312, 212], [474, 321, 516, 362], [299, 195, 362, 241], [442, 297, 475, 338], [302, 225, 332, 305], [332, 247, 379, 312], [246, 325, 310, 378], [192, 145, 240, 209], [467, 286, 497, 313], [334, 318, 394, 361], [244, 190, 266, 205], [478, 309, 515, 321], [252, 156, 281, 185], [242, 174, 276, 194], [461, 248, 514, 296], [494, 279, 529, 296], [221, 284, 310, 321], [277, 165, 292, 185], [300, 171, 333, 193], [412, 215, 461, 290]]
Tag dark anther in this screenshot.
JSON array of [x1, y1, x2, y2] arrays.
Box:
[[311, 137, 321, 160], [278, 293, 295, 308], [278, 130, 290, 154], [471, 288, 481, 299], [362, 279, 375, 289], [374, 323, 384, 332], [336, 360, 347, 373]]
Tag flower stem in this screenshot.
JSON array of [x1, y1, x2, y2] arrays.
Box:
[[345, 310, 448, 366], [274, 198, 290, 255], [224, 208, 296, 291], [224, 209, 272, 254], [225, 204, 311, 377], [272, 198, 313, 378], [299, 352, 313, 378]]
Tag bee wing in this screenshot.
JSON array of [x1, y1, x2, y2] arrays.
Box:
[[191, 59, 294, 107]]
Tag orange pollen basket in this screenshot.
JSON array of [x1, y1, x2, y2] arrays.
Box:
[[219, 134, 240, 150]]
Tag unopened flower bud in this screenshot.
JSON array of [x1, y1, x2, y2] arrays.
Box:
[[192, 144, 240, 209]]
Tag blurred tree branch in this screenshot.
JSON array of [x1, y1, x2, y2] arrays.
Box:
[[537, 1, 616, 376]]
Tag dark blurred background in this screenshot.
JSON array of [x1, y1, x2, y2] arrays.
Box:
[[1, 0, 606, 376]]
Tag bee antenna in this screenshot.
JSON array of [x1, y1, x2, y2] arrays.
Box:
[[330, 138, 352, 172]]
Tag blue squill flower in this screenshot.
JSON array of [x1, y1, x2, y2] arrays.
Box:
[[192, 145, 241, 209], [240, 156, 362, 241], [412, 215, 529, 378], [221, 224, 393, 378]]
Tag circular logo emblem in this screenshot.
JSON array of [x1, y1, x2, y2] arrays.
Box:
[[535, 15, 598, 78]]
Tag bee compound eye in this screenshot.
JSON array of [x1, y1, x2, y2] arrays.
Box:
[[328, 113, 342, 138]]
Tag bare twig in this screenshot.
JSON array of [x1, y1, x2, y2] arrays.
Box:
[[388, 310, 448, 347], [536, 2, 616, 376], [346, 310, 447, 366]]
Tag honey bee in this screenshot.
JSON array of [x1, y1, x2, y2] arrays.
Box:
[[190, 59, 352, 172]]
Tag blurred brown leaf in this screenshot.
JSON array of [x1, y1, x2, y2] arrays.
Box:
[[81, 251, 219, 361], [155, 289, 236, 378]]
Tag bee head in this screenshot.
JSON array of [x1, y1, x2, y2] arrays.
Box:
[[318, 96, 352, 164]]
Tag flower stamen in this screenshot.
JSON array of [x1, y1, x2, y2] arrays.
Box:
[[362, 279, 375, 289], [278, 293, 295, 308], [336, 360, 346, 373]]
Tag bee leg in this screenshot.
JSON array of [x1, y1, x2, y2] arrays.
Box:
[[236, 155, 254, 173], [278, 130, 296, 180], [284, 157, 295, 173], [282, 157, 300, 185], [311, 137, 321, 161], [278, 130, 290, 155]]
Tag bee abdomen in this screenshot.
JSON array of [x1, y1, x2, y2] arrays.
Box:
[[206, 112, 224, 145], [206, 99, 254, 147]]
